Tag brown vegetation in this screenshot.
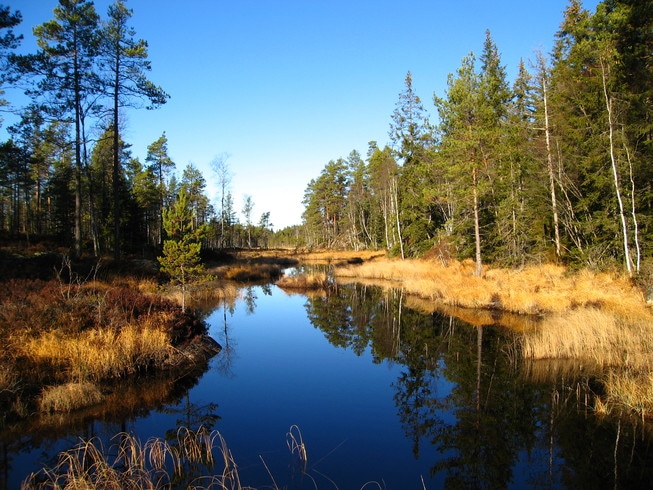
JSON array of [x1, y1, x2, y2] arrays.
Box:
[[0, 256, 214, 423], [334, 257, 645, 316], [331, 254, 653, 417], [276, 272, 330, 290]]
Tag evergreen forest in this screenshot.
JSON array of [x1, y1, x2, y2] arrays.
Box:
[[302, 0, 653, 277], [1, 0, 652, 277]]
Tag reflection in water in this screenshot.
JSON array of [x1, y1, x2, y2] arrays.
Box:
[[304, 283, 653, 488], [3, 281, 653, 488]]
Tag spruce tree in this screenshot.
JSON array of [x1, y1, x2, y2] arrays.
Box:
[[158, 191, 206, 313]]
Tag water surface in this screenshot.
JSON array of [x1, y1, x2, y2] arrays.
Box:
[[3, 282, 653, 489]]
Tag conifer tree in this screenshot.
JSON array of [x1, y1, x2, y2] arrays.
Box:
[[158, 191, 206, 313], [32, 0, 100, 257], [100, 0, 168, 259], [146, 132, 175, 247]]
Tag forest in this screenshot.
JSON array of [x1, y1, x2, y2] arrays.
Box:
[[1, 0, 652, 278], [302, 0, 653, 277]]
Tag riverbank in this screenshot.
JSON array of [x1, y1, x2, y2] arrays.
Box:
[[0, 253, 223, 426], [262, 249, 653, 418]]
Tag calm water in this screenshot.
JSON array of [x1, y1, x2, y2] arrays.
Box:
[[3, 281, 653, 488]]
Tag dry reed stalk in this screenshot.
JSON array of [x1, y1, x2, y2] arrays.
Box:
[[277, 273, 329, 290], [40, 381, 104, 413], [23, 428, 227, 490], [23, 323, 171, 382], [334, 257, 648, 318]]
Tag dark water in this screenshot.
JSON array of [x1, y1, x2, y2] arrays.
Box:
[[3, 282, 653, 489]]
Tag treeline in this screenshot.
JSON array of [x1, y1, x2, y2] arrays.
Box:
[[0, 1, 278, 259], [302, 0, 652, 276]]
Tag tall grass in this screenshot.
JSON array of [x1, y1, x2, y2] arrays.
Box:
[[22, 427, 227, 489], [40, 381, 104, 413], [335, 258, 646, 317], [21, 320, 172, 382], [520, 308, 653, 371]]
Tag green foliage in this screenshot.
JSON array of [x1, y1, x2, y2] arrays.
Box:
[[158, 191, 207, 311]]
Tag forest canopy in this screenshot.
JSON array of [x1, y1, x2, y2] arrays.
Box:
[[1, 0, 651, 277], [302, 0, 653, 276]]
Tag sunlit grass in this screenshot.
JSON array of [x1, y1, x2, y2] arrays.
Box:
[[40, 381, 104, 413], [21, 320, 171, 382], [520, 308, 653, 371], [277, 272, 330, 290], [331, 254, 653, 417], [334, 257, 646, 317], [603, 370, 653, 416]]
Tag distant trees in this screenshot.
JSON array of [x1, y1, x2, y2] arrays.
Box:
[[302, 1, 653, 275]]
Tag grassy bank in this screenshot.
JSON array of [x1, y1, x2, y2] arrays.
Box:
[[0, 256, 218, 423], [309, 251, 653, 418]]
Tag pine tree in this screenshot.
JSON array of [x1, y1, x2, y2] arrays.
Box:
[[146, 132, 175, 247], [158, 191, 207, 313], [100, 0, 168, 259], [32, 0, 101, 257]]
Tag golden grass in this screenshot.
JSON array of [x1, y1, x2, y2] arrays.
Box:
[[520, 308, 653, 371], [277, 272, 330, 290], [40, 381, 104, 413], [334, 257, 647, 317], [21, 321, 171, 382], [603, 370, 653, 416], [223, 263, 282, 282], [332, 254, 653, 417]]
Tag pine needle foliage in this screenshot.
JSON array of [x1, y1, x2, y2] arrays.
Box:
[[158, 191, 208, 312]]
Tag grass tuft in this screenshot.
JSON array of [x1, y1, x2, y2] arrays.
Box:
[[277, 272, 330, 290], [40, 381, 104, 413], [22, 322, 171, 382]]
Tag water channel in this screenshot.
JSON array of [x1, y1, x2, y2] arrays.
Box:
[[2, 279, 653, 488]]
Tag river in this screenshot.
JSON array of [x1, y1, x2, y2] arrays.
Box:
[[3, 280, 653, 488]]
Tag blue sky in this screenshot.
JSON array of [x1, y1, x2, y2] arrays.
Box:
[[4, 0, 600, 230]]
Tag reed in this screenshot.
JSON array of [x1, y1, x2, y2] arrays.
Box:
[[22, 321, 171, 382], [40, 381, 104, 413], [277, 272, 330, 290]]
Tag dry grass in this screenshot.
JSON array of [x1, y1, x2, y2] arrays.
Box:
[[223, 263, 283, 282], [20, 320, 171, 382], [22, 427, 226, 490], [334, 257, 647, 317], [333, 254, 653, 417], [40, 381, 104, 413], [518, 305, 653, 416], [22, 426, 321, 489], [520, 308, 653, 371], [603, 370, 653, 416], [277, 272, 330, 290]]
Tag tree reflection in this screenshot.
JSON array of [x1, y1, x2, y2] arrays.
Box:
[[304, 282, 653, 488]]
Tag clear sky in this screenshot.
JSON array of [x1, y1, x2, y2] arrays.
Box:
[[4, 0, 600, 230]]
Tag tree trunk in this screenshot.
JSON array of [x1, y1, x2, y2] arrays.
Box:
[[601, 58, 632, 277], [472, 166, 482, 277], [541, 69, 561, 257]]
